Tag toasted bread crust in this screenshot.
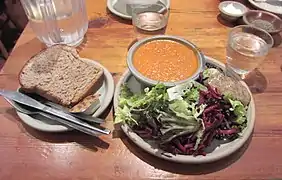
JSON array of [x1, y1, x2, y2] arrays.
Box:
[[69, 65, 104, 107], [18, 44, 63, 89], [19, 45, 104, 107]]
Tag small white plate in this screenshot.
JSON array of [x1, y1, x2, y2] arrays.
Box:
[[113, 56, 256, 164], [248, 0, 282, 15], [107, 0, 170, 20], [17, 58, 115, 132]]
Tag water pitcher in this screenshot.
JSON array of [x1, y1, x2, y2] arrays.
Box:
[[20, 0, 88, 46]]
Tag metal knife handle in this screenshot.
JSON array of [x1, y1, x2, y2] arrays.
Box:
[[71, 113, 104, 124], [0, 90, 110, 135], [43, 106, 111, 135], [39, 112, 103, 136]]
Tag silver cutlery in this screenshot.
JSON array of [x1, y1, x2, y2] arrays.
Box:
[[0, 90, 111, 136], [18, 90, 104, 124], [43, 101, 104, 124], [4, 98, 72, 127]]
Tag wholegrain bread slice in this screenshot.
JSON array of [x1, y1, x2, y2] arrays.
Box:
[[19, 45, 104, 107]]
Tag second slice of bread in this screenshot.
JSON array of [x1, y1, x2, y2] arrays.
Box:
[[19, 45, 104, 107]]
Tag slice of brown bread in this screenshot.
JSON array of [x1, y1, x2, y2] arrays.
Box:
[[19, 45, 104, 107]]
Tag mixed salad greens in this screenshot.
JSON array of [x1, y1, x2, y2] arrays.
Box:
[[115, 68, 249, 156]]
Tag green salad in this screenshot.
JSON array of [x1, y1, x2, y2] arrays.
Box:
[[115, 68, 250, 156]]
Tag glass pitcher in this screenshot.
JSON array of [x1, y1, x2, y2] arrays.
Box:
[[20, 0, 88, 47]]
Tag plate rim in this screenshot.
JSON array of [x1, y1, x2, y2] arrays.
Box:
[[113, 56, 256, 164], [248, 0, 282, 15], [17, 58, 115, 132], [107, 0, 171, 20]]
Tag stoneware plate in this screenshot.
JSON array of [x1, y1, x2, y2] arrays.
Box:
[[107, 0, 170, 20], [113, 56, 256, 164], [248, 0, 282, 16], [16, 58, 115, 132]]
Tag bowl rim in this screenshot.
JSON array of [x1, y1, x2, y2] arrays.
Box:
[[127, 35, 205, 87], [242, 10, 282, 33], [218, 1, 248, 17]]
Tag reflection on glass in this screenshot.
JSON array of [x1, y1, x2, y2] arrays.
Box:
[[20, 0, 88, 47], [131, 1, 169, 40], [226, 25, 273, 78]]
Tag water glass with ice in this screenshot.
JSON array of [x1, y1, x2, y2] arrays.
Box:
[[226, 25, 273, 78], [131, 0, 169, 40], [20, 0, 88, 47]]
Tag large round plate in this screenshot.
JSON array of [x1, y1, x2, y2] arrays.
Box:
[[17, 58, 115, 132], [248, 0, 282, 16], [113, 56, 255, 164], [107, 0, 170, 20]]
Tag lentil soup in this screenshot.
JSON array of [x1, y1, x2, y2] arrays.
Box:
[[133, 39, 199, 82]]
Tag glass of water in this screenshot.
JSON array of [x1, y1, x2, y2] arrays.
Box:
[[20, 0, 88, 47], [226, 25, 273, 78], [131, 1, 169, 40]]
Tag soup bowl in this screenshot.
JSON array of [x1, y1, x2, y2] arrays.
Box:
[[127, 35, 205, 87]]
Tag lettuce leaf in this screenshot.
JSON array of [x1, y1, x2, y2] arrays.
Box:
[[192, 80, 208, 91], [167, 80, 207, 102], [193, 104, 207, 120], [168, 100, 206, 121], [169, 100, 194, 120], [194, 124, 204, 150], [118, 84, 133, 107], [114, 84, 168, 125], [184, 87, 199, 102], [114, 105, 138, 125], [159, 100, 204, 144], [229, 99, 247, 124]]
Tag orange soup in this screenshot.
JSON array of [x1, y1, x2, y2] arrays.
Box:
[[133, 40, 199, 82]]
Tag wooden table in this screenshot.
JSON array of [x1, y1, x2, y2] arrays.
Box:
[[1, 0, 282, 179]]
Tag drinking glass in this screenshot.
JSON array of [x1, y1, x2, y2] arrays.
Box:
[[226, 25, 273, 78], [20, 0, 88, 47], [131, 1, 169, 40]]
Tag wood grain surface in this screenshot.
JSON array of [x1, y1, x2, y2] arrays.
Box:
[[1, 0, 282, 179]]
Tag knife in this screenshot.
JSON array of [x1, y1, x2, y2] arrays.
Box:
[[0, 89, 111, 136]]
